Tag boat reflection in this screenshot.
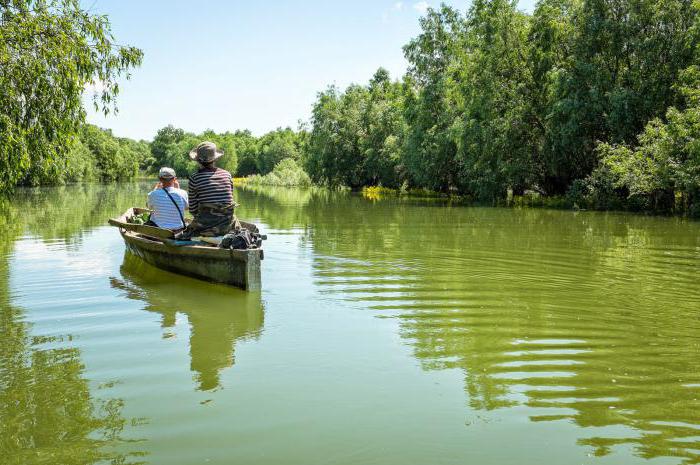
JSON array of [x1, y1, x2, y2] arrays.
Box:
[[111, 254, 264, 391]]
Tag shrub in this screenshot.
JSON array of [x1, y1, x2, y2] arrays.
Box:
[[246, 158, 311, 187]]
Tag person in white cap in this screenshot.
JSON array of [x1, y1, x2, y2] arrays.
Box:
[[146, 167, 189, 231]]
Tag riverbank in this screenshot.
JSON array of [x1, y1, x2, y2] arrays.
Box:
[[358, 185, 700, 218]]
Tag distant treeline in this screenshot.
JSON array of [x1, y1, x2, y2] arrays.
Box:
[[17, 122, 309, 187], [305, 0, 700, 215], [146, 125, 307, 180], [5, 0, 700, 216], [20, 125, 150, 186]]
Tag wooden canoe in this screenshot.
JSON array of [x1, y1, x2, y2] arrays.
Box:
[[109, 208, 263, 291]]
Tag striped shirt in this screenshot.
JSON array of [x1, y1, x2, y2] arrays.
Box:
[[147, 187, 189, 230], [188, 167, 234, 215]]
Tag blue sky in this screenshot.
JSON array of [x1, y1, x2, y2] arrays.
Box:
[[85, 0, 536, 141]]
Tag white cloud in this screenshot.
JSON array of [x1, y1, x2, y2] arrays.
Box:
[[393, 1, 404, 10], [413, 1, 429, 13]]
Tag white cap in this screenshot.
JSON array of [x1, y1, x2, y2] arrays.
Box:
[[159, 167, 176, 179]]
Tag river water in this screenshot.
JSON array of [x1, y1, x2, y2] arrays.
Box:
[[1, 182, 699, 465]]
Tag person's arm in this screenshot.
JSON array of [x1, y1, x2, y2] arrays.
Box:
[[228, 172, 236, 205], [188, 176, 199, 216]]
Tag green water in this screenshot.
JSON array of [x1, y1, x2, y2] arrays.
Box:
[[1, 183, 699, 465]]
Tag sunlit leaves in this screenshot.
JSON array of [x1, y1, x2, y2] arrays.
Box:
[[0, 0, 143, 192]]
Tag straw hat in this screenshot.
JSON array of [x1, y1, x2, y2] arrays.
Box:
[[189, 141, 224, 163]]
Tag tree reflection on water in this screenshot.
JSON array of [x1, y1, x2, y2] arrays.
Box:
[[254, 187, 700, 464], [0, 196, 146, 465]]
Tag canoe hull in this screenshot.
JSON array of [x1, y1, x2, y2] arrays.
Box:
[[121, 231, 262, 291]]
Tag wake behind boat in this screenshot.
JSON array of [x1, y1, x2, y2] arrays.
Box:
[[109, 207, 264, 291]]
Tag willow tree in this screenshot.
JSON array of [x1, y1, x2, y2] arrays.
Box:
[[453, 0, 535, 200], [402, 5, 464, 192], [544, 0, 699, 193], [361, 68, 406, 188], [307, 84, 370, 188], [0, 0, 143, 192]]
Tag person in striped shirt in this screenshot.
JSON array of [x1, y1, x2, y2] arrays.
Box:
[[176, 141, 239, 239]]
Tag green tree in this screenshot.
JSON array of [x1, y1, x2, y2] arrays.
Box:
[[150, 125, 186, 168], [454, 0, 535, 200], [526, 0, 579, 192], [150, 126, 244, 178], [585, 66, 700, 213], [402, 5, 464, 192], [80, 125, 139, 181], [63, 138, 98, 183], [361, 68, 406, 188], [232, 130, 260, 176], [120, 138, 152, 172], [149, 125, 197, 177], [545, 0, 699, 193], [307, 85, 369, 187], [305, 69, 406, 188], [257, 128, 302, 175], [0, 0, 142, 192]]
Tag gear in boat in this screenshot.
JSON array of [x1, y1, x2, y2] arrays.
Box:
[[108, 207, 265, 291]]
